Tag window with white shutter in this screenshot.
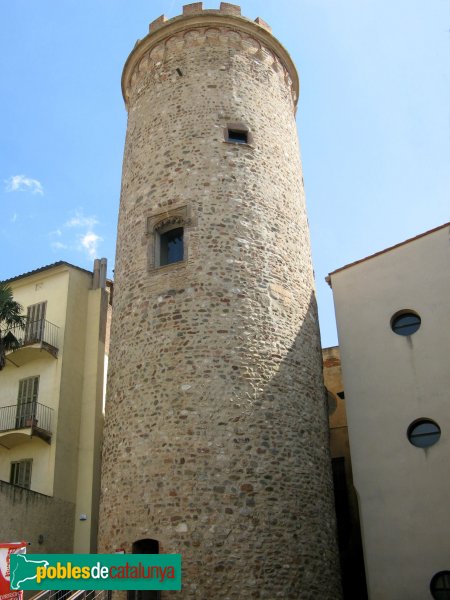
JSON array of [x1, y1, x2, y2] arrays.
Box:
[[16, 376, 39, 428], [24, 301, 47, 344], [10, 459, 33, 489]]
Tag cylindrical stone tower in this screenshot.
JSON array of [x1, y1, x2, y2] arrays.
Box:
[[99, 3, 341, 598]]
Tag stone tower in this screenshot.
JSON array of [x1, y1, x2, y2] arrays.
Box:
[[99, 3, 341, 598]]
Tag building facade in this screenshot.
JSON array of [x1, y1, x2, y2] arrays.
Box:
[[99, 2, 341, 598], [328, 222, 450, 600], [323, 346, 367, 599], [0, 260, 110, 553]]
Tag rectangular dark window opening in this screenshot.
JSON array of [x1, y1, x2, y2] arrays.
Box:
[[160, 227, 184, 266], [227, 129, 248, 144]]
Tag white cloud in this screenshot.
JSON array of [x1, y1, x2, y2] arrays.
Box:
[[51, 241, 68, 250], [65, 211, 98, 229], [49, 209, 103, 259], [80, 231, 103, 258], [5, 175, 43, 195]]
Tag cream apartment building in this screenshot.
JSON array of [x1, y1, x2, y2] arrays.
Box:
[[0, 259, 110, 553], [327, 222, 450, 600]]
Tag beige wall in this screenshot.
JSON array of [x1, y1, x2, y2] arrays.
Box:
[[324, 346, 349, 459], [0, 481, 74, 554], [0, 269, 69, 495], [72, 286, 107, 552], [0, 263, 107, 553], [330, 224, 450, 600]]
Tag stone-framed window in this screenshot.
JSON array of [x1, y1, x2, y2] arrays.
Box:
[[223, 123, 253, 146], [156, 222, 184, 267], [147, 206, 193, 271]]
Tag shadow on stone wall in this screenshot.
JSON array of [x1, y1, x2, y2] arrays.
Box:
[[220, 290, 342, 599]]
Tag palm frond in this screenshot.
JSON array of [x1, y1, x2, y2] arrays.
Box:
[[1, 330, 21, 351], [0, 283, 26, 329]]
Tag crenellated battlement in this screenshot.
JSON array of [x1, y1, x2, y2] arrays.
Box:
[[122, 3, 297, 108], [149, 3, 271, 33], [125, 26, 297, 110]]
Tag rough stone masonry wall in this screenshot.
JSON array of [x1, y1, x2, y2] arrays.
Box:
[[99, 4, 341, 599]]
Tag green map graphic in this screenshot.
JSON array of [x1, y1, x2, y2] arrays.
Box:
[[10, 555, 49, 590]]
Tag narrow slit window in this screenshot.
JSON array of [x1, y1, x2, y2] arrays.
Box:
[[160, 227, 184, 266]]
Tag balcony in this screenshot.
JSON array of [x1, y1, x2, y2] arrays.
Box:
[[4, 319, 59, 366], [0, 402, 53, 447]]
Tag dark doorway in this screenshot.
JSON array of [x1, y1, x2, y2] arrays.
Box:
[[132, 539, 159, 554], [127, 539, 161, 600], [332, 457, 368, 599]]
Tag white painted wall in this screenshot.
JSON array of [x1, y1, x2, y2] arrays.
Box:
[[330, 224, 450, 600]]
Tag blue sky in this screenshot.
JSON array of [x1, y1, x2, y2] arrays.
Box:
[[1, 0, 448, 347]]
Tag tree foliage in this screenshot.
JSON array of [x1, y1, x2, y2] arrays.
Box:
[[0, 283, 26, 370]]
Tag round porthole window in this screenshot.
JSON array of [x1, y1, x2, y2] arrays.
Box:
[[407, 419, 441, 448], [391, 311, 421, 336], [430, 571, 450, 600]]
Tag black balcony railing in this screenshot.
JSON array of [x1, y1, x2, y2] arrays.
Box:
[[0, 402, 53, 436], [4, 319, 59, 353]]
